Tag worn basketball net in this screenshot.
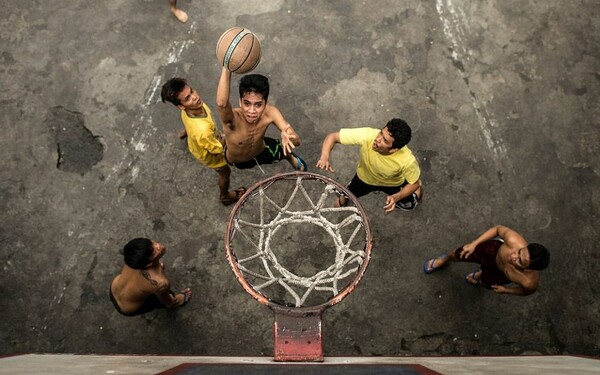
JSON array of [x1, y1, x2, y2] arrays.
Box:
[[225, 172, 372, 361]]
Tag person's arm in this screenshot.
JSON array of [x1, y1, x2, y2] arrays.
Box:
[[267, 106, 300, 155], [316, 132, 341, 173], [460, 225, 511, 259], [154, 280, 183, 309], [215, 67, 234, 126], [383, 181, 420, 213], [492, 263, 539, 296], [491, 283, 536, 296]]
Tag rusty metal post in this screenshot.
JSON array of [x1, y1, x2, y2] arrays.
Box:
[[273, 311, 324, 362]]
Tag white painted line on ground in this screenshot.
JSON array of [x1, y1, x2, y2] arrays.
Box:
[[436, 0, 513, 175], [106, 21, 197, 184]]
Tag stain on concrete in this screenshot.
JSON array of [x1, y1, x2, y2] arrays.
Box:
[[45, 106, 103, 175]]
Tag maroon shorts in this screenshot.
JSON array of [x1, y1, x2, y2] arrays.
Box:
[[454, 240, 511, 287]]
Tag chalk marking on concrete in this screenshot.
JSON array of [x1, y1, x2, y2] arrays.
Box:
[[436, 0, 513, 176], [106, 22, 197, 184]]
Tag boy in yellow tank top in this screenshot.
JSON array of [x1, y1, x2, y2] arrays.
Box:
[[161, 77, 245, 205]]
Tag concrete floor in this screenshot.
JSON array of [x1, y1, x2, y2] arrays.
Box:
[[1, 0, 599, 360]]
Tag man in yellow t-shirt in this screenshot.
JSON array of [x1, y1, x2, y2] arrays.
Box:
[[161, 77, 245, 205], [316, 118, 422, 213]]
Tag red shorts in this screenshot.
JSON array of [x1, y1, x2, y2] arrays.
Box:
[[454, 240, 511, 287]]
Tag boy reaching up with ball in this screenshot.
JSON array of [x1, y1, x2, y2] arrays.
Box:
[[215, 67, 307, 172]]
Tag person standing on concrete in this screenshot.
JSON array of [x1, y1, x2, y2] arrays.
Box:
[[316, 118, 422, 213], [168, 0, 188, 23], [161, 77, 245, 205], [215, 67, 307, 171], [110, 238, 192, 316], [423, 225, 550, 296]]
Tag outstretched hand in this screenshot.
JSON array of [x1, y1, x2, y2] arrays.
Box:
[[316, 159, 334, 173], [280, 129, 297, 156]]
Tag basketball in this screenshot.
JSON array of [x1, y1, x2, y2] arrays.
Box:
[[216, 27, 261, 74]]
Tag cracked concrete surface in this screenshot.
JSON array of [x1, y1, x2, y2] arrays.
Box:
[[0, 0, 598, 358]]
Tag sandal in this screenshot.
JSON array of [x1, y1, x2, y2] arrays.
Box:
[[221, 187, 246, 206], [465, 270, 482, 285], [424, 254, 449, 274], [179, 288, 192, 307], [336, 195, 349, 207], [292, 154, 308, 171]]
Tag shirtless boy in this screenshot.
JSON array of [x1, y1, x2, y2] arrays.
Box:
[[215, 67, 307, 171], [424, 225, 550, 296], [110, 238, 192, 316]]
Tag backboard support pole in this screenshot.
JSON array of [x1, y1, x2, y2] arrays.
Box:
[[274, 311, 324, 362]]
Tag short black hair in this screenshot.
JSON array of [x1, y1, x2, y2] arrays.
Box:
[[527, 243, 550, 270], [385, 118, 412, 149], [161, 77, 188, 106], [239, 74, 269, 102], [122, 238, 153, 269]]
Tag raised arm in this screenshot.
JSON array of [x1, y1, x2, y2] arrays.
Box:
[[316, 132, 341, 173], [216, 67, 234, 126]]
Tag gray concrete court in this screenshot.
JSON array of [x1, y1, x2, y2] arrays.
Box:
[[1, 0, 599, 359]]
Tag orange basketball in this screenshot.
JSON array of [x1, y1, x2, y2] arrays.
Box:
[[216, 27, 262, 74]]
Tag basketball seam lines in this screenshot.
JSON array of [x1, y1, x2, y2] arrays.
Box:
[[224, 29, 251, 72]]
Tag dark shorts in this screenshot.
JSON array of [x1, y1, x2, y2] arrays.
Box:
[[109, 287, 170, 317], [347, 174, 420, 210], [453, 240, 511, 287], [226, 137, 285, 169]]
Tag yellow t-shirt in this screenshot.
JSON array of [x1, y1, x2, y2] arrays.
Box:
[[180, 104, 227, 169], [339, 127, 420, 187]]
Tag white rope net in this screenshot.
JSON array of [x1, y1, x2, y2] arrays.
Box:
[[229, 175, 369, 307]]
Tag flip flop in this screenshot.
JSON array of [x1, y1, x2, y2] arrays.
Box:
[[292, 154, 308, 171], [221, 187, 246, 206], [465, 270, 482, 285], [179, 288, 192, 307], [424, 254, 448, 274]]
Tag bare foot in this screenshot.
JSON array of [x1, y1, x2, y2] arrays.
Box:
[[178, 129, 187, 139], [171, 8, 188, 23]]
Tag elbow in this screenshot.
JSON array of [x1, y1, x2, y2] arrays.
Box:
[[520, 284, 537, 296], [326, 132, 341, 144], [215, 99, 228, 109]]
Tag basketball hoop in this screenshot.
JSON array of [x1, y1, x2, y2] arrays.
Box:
[[225, 172, 373, 361]]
